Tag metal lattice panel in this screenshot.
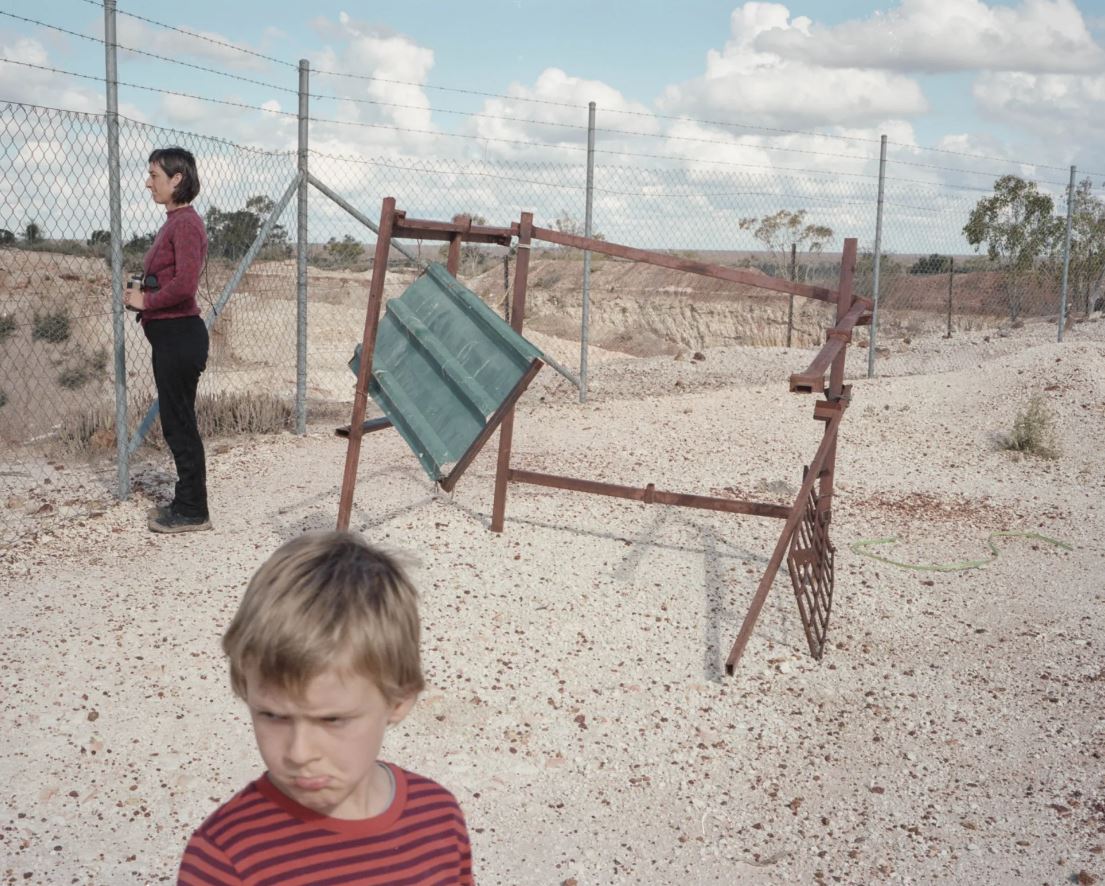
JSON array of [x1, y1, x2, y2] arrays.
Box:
[[788, 481, 836, 659]]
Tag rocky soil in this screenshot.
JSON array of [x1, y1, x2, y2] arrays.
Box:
[[1, 313, 1103, 884]]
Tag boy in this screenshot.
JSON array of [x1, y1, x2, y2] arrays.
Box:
[[177, 531, 473, 885]]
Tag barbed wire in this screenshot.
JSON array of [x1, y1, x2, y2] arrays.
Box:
[[73, 0, 292, 69], [4, 12, 1057, 183], [1, 13, 885, 169], [60, 0, 1098, 175]]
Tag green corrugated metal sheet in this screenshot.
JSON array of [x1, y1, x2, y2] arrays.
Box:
[[350, 262, 544, 482]]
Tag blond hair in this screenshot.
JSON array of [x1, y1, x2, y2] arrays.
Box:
[[223, 531, 424, 704]]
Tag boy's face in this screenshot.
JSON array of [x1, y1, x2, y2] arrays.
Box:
[[245, 666, 415, 820]]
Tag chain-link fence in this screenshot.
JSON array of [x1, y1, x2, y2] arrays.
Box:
[[3, 100, 1103, 544], [1, 103, 300, 542]]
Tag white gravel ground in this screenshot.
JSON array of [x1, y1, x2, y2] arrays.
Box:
[[2, 321, 1104, 885]]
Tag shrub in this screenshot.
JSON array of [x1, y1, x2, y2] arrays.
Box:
[[0, 389, 6, 409], [0, 314, 15, 343], [57, 348, 110, 389], [32, 309, 71, 343], [58, 366, 91, 389], [909, 253, 953, 275], [1001, 394, 1059, 459]]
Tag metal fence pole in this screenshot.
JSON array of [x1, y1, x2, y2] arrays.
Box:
[[103, 0, 129, 499], [296, 59, 309, 434], [1058, 164, 1076, 343], [786, 243, 795, 347], [867, 133, 887, 378], [946, 256, 954, 338], [580, 101, 596, 403]]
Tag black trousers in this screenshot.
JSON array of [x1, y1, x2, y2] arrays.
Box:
[[145, 316, 209, 518]]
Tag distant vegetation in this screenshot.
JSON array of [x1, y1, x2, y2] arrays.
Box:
[[909, 254, 954, 275]]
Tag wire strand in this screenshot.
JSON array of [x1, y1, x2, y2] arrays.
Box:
[[73, 0, 293, 68], [65, 0, 1101, 175]]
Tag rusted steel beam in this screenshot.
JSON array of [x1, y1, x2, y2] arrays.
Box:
[[446, 235, 461, 275], [788, 297, 873, 393], [526, 224, 839, 304], [508, 470, 791, 518], [391, 225, 512, 245], [490, 211, 534, 532], [338, 197, 396, 530], [334, 416, 393, 438], [440, 358, 544, 493], [829, 238, 858, 399], [725, 412, 842, 673], [392, 214, 513, 245], [813, 394, 848, 423]]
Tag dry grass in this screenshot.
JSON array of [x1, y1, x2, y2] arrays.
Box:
[[196, 391, 294, 437], [56, 400, 119, 453], [1001, 393, 1060, 459], [56, 392, 295, 453]]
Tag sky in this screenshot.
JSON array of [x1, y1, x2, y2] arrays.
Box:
[[2, 0, 1105, 250]]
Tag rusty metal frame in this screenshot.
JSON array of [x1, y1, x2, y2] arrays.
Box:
[[338, 198, 870, 674]]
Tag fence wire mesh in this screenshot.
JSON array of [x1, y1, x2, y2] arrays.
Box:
[[2, 101, 1102, 544]]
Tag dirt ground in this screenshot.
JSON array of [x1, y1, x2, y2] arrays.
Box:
[[1, 319, 1104, 884]]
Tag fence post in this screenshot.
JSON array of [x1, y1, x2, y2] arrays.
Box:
[[580, 101, 596, 403], [867, 133, 887, 378], [1058, 164, 1076, 343], [103, 0, 129, 500], [787, 243, 796, 347], [296, 59, 310, 433], [946, 256, 954, 338]]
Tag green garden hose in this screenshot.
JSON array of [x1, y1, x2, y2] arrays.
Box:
[[849, 530, 1073, 572]]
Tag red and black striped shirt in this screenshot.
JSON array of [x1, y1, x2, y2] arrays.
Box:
[[177, 764, 473, 885]]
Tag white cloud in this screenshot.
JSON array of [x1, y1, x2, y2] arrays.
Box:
[[657, 3, 929, 130], [0, 36, 103, 113], [114, 18, 269, 72], [754, 0, 1105, 74], [305, 14, 440, 156], [973, 70, 1105, 152], [465, 67, 658, 161]]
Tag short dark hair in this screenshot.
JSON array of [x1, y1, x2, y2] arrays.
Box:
[[148, 146, 200, 205]]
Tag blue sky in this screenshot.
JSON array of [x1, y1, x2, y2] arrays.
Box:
[[3, 1, 1105, 249], [3, 0, 1104, 167]]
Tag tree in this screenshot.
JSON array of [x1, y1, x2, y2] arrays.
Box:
[[326, 235, 364, 267], [437, 213, 493, 271], [909, 253, 953, 275], [855, 249, 901, 295], [88, 230, 111, 247], [24, 222, 42, 244], [738, 209, 833, 283], [551, 210, 604, 241], [963, 175, 1064, 322], [0, 229, 14, 245], [206, 194, 288, 260], [125, 231, 155, 252], [1068, 178, 1105, 316]]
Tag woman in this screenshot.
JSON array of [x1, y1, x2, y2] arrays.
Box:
[[124, 146, 211, 533]]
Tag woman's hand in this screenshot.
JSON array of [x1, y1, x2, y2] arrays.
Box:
[[124, 289, 145, 311]]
